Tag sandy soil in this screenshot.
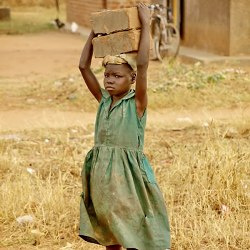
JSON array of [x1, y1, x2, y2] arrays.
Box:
[[0, 31, 102, 80], [0, 30, 249, 250], [0, 30, 249, 132], [0, 107, 249, 132]]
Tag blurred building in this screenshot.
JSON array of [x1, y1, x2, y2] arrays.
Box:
[[66, 0, 250, 56], [182, 0, 250, 56], [66, 0, 150, 30]]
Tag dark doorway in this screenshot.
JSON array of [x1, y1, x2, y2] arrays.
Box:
[[180, 0, 185, 39], [103, 0, 107, 9]]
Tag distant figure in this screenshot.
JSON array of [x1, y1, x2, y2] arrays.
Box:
[[54, 0, 64, 28], [78, 3, 170, 250]]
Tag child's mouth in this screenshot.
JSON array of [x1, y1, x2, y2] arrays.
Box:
[[106, 86, 115, 90]]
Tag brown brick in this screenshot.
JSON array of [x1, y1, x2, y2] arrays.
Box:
[[106, 0, 151, 9], [92, 29, 141, 58], [91, 7, 141, 34], [0, 7, 10, 21], [66, 0, 151, 29], [66, 0, 103, 28]]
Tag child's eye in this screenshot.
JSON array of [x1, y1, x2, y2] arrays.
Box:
[[115, 75, 121, 78]]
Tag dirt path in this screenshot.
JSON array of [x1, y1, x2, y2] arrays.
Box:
[[0, 31, 249, 250], [0, 31, 249, 132], [0, 107, 249, 132], [0, 31, 102, 80]]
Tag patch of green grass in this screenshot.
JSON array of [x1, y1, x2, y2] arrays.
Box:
[[147, 62, 250, 109], [0, 62, 249, 111], [0, 6, 65, 34]]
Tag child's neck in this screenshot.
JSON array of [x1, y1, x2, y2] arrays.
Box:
[[111, 90, 130, 102]]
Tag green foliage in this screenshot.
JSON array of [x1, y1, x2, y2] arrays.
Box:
[[149, 62, 229, 91], [0, 0, 65, 7], [0, 18, 54, 35], [207, 72, 226, 84], [0, 6, 64, 34]]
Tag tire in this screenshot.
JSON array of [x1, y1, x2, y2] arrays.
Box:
[[151, 19, 162, 61], [159, 23, 180, 62]]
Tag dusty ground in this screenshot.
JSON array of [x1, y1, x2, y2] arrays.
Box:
[[0, 30, 250, 250], [0, 31, 86, 79], [0, 31, 95, 130], [0, 30, 249, 131]]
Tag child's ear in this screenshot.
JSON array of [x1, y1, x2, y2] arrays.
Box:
[[131, 72, 137, 83]]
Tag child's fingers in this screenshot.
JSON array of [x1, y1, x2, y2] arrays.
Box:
[[137, 2, 149, 12], [137, 2, 147, 8], [138, 3, 150, 14], [137, 2, 151, 23]]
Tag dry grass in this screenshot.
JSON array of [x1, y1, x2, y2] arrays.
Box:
[[0, 117, 249, 249], [0, 4, 65, 34], [0, 0, 65, 7], [147, 62, 250, 110], [0, 62, 249, 112], [0, 15, 250, 248]]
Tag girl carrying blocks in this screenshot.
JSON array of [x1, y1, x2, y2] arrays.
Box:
[[78, 3, 170, 250]]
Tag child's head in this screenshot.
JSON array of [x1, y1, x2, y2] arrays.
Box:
[[102, 54, 136, 96]]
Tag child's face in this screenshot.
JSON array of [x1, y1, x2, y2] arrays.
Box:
[[104, 64, 135, 96]]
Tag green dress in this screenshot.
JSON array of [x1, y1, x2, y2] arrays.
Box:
[[79, 89, 170, 249]]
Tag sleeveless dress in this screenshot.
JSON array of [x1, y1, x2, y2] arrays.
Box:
[[79, 89, 170, 250]]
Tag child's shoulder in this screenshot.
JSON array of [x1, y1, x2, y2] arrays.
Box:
[[100, 89, 136, 101], [100, 88, 110, 99]]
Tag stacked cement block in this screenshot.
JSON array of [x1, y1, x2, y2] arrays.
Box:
[[91, 7, 141, 58]]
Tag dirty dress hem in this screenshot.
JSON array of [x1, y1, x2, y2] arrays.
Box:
[[79, 89, 170, 249]]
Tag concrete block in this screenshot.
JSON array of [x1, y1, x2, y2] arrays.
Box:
[[92, 29, 141, 58], [91, 7, 141, 34]]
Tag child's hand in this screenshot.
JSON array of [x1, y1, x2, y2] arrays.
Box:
[[89, 29, 96, 38], [137, 2, 151, 27]]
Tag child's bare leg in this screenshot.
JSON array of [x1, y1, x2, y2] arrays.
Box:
[[106, 245, 122, 250]]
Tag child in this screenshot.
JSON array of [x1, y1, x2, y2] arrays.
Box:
[[78, 3, 170, 250]]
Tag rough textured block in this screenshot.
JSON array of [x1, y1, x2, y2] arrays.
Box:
[[92, 29, 141, 58], [91, 7, 141, 34], [0, 7, 10, 21]]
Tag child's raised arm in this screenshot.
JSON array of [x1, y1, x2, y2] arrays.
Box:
[[135, 3, 151, 117], [79, 30, 102, 102]]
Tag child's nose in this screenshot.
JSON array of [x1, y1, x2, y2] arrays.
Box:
[[106, 76, 115, 84]]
